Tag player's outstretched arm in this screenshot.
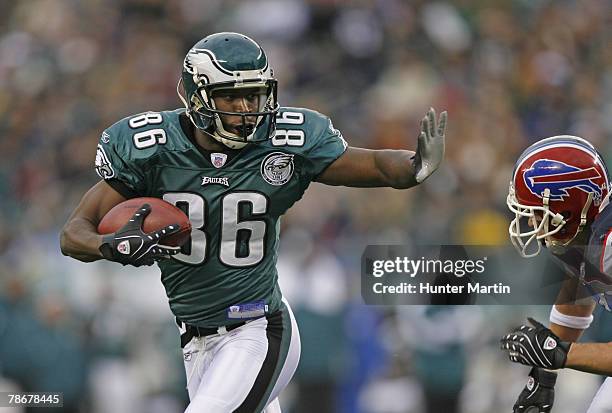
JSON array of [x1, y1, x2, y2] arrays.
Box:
[[60, 180, 127, 262], [316, 108, 447, 188]]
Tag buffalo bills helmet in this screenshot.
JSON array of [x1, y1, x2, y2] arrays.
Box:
[[508, 135, 610, 257]]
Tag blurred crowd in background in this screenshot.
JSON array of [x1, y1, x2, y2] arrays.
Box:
[[1, 0, 611, 412]]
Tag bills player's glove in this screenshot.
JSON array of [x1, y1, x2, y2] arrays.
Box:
[[500, 318, 571, 370], [99, 204, 181, 267], [412, 107, 447, 183], [512, 367, 557, 413]]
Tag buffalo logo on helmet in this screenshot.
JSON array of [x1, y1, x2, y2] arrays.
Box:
[[523, 159, 604, 203]]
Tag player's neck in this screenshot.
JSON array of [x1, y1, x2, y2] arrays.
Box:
[[194, 128, 231, 152]]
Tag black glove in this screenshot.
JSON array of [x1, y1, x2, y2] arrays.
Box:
[[99, 204, 181, 267], [512, 367, 557, 413], [500, 318, 571, 369]]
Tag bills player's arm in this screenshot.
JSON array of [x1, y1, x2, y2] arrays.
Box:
[[501, 317, 612, 375], [561, 237, 612, 375], [500, 278, 597, 366], [317, 108, 447, 188], [549, 277, 596, 341], [565, 342, 612, 375], [500, 281, 595, 413], [545, 279, 602, 374], [60, 180, 127, 261]]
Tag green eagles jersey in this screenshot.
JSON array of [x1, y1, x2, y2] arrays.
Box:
[[94, 107, 347, 327]]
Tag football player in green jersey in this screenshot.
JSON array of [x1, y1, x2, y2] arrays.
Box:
[[60, 32, 447, 413]]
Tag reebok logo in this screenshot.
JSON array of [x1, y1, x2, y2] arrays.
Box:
[[117, 240, 131, 255], [543, 336, 557, 350]]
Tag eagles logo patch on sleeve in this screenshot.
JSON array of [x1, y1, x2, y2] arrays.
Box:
[[261, 152, 294, 186], [95, 144, 115, 179]]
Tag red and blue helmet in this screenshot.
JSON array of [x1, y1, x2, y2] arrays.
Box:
[[508, 135, 610, 257]]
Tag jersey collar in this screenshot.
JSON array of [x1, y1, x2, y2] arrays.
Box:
[[178, 112, 248, 168]]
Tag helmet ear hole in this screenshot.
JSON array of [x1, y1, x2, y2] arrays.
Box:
[[551, 211, 569, 228], [557, 215, 571, 235]]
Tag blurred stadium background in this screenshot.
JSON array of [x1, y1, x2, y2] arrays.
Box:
[[1, 0, 611, 412]]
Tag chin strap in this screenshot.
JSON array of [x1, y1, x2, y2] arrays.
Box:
[[541, 188, 566, 247], [542, 188, 568, 230], [578, 192, 594, 233], [545, 192, 593, 250], [211, 131, 248, 149]]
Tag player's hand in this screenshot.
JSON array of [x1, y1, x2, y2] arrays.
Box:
[[500, 318, 571, 370], [99, 204, 182, 267], [512, 367, 557, 413], [500, 318, 572, 370], [412, 107, 447, 183]]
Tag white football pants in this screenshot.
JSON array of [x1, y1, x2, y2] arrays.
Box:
[[587, 377, 612, 413], [180, 300, 300, 413]]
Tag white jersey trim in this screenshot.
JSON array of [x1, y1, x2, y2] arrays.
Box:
[[600, 229, 612, 275]]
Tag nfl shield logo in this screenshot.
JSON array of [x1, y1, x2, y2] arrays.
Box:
[[117, 240, 130, 255], [211, 153, 228, 168]]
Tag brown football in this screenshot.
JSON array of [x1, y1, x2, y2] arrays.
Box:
[[97, 197, 191, 247]]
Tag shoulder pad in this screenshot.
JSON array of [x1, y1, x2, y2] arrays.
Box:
[[271, 107, 346, 153], [99, 109, 188, 162]]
